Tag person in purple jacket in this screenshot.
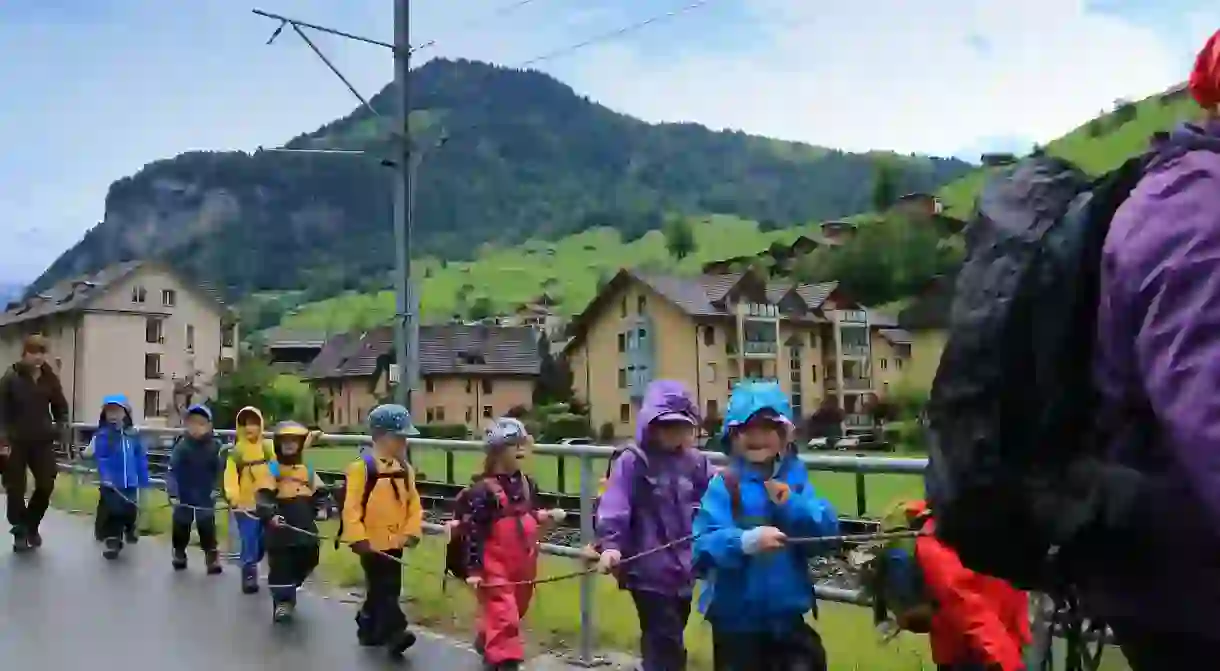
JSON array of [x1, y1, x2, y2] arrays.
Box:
[[1087, 30, 1220, 668], [594, 380, 714, 671]]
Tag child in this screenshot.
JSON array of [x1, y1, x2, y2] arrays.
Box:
[[453, 417, 565, 671], [340, 404, 423, 657], [692, 381, 840, 671], [166, 404, 224, 574], [84, 394, 151, 560], [256, 421, 327, 622], [594, 380, 714, 671], [223, 405, 274, 594], [869, 499, 1030, 671]]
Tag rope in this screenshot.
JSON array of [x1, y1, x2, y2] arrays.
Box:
[[93, 483, 921, 590]]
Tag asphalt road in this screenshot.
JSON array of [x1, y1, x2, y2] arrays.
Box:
[[0, 505, 482, 671]]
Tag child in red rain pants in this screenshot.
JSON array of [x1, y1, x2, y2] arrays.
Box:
[[454, 418, 566, 671]]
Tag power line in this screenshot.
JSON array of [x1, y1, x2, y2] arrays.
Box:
[[411, 0, 554, 54]]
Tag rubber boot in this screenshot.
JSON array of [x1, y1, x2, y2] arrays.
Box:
[[102, 537, 122, 560], [386, 629, 418, 658], [12, 528, 32, 554], [241, 564, 260, 594], [172, 548, 188, 571], [125, 525, 139, 545], [356, 611, 380, 647], [27, 529, 43, 549], [204, 550, 223, 575], [272, 599, 295, 623]]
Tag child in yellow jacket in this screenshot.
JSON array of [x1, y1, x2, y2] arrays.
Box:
[[340, 404, 423, 658], [222, 406, 275, 594]]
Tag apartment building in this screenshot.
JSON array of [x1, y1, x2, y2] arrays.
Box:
[[563, 268, 912, 437], [305, 323, 541, 432], [895, 270, 956, 391], [0, 261, 239, 425]]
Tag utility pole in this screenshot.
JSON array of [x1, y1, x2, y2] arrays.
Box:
[[392, 0, 416, 412]]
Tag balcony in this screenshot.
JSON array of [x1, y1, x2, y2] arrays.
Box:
[[738, 302, 780, 319], [824, 377, 872, 392], [837, 309, 868, 324], [841, 344, 870, 358], [741, 340, 778, 356], [845, 413, 873, 428]]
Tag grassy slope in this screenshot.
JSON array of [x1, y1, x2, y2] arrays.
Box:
[[280, 215, 826, 332], [938, 93, 1202, 216]]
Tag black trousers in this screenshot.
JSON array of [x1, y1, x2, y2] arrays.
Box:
[[1110, 619, 1220, 671], [631, 590, 692, 671], [268, 544, 321, 603], [171, 506, 218, 552], [712, 619, 827, 671], [357, 549, 407, 644], [3, 441, 57, 535], [98, 488, 138, 541]]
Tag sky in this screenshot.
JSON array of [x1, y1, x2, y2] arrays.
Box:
[[0, 0, 1216, 285]]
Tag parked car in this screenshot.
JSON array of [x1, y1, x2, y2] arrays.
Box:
[[558, 437, 593, 446]]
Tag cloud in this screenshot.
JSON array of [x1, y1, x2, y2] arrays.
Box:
[[564, 0, 1196, 154], [0, 0, 1212, 283]]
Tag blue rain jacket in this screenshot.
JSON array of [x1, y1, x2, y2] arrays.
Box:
[[89, 394, 151, 491], [693, 380, 839, 631]]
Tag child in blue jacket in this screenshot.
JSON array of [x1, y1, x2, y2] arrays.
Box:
[[693, 381, 839, 671], [84, 394, 151, 560]]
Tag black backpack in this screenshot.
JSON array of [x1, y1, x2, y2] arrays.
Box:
[[925, 153, 1152, 592]]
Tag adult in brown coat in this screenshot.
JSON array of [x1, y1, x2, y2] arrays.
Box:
[[0, 335, 68, 552]]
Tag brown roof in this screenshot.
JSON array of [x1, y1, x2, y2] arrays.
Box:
[[878, 328, 913, 345], [263, 327, 329, 349], [305, 324, 541, 380], [0, 260, 230, 328]]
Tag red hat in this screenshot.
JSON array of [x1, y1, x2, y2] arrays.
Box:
[[1190, 29, 1220, 109]]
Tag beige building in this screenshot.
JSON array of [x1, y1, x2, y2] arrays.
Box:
[[305, 323, 541, 432], [563, 269, 913, 437], [0, 261, 239, 425], [895, 270, 957, 391]]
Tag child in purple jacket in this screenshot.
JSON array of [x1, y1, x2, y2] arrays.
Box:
[[594, 380, 714, 671]]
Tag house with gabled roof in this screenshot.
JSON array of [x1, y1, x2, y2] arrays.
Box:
[[304, 323, 541, 432], [0, 261, 239, 425], [563, 268, 909, 437]]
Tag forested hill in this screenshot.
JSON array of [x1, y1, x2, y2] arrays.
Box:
[[31, 58, 972, 297]]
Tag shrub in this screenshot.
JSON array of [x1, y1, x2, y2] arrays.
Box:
[[598, 421, 616, 442], [539, 413, 591, 442]]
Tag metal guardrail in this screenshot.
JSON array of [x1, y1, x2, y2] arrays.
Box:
[[64, 423, 1083, 668]]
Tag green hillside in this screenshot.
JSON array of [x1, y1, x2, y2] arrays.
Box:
[[939, 88, 1201, 215]]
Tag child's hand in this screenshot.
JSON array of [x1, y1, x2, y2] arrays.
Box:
[[466, 576, 483, 588], [270, 515, 286, 528], [350, 540, 373, 556], [543, 508, 567, 524], [741, 526, 787, 555], [596, 549, 622, 574], [404, 535, 421, 548], [764, 480, 791, 505]]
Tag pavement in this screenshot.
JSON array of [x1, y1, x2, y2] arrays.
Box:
[[0, 504, 485, 671]]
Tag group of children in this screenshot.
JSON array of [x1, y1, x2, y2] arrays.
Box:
[[76, 379, 1031, 670]]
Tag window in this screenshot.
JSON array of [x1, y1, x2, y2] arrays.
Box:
[[706, 362, 717, 383], [637, 295, 647, 314], [436, 407, 446, 422], [131, 286, 147, 304], [706, 399, 719, 419], [619, 403, 631, 423], [703, 327, 715, 347], [219, 357, 235, 373], [143, 390, 160, 419], [620, 297, 627, 318], [55, 358, 62, 371], [482, 379, 493, 394], [466, 407, 474, 422], [896, 358, 904, 371], [425, 378, 435, 392], [810, 364, 818, 382], [465, 379, 473, 394], [618, 367, 627, 389], [162, 289, 176, 307], [221, 325, 235, 348], [617, 333, 626, 353], [144, 353, 162, 380], [880, 359, 888, 370], [145, 317, 162, 344], [789, 369, 801, 383], [426, 408, 435, 423], [483, 405, 493, 418], [186, 325, 195, 352], [638, 328, 647, 339]]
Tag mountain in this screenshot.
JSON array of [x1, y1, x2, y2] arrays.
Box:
[[31, 58, 971, 300], [0, 282, 24, 306]]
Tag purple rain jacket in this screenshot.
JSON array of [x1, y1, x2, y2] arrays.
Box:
[[1088, 118, 1220, 636], [595, 380, 714, 597]]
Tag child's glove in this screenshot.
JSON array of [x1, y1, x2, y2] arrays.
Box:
[[542, 508, 566, 524], [741, 526, 787, 555], [596, 549, 622, 574], [466, 575, 483, 588]]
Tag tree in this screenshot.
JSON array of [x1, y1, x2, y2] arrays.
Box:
[[209, 356, 302, 428], [533, 333, 574, 406], [467, 296, 494, 321], [871, 159, 900, 212], [663, 216, 696, 261]]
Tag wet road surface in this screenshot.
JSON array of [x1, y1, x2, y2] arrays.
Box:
[[0, 505, 482, 670]]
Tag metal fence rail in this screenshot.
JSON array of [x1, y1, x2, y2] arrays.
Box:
[[63, 423, 1085, 668]]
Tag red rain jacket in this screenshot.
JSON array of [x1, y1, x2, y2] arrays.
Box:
[[910, 502, 1031, 671]]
